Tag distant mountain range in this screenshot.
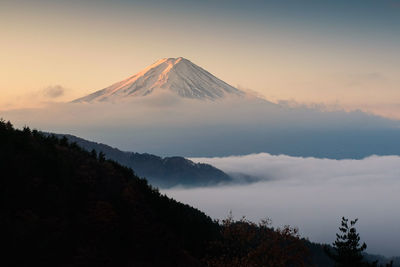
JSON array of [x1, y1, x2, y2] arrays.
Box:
[[54, 133, 232, 188], [73, 57, 244, 102]]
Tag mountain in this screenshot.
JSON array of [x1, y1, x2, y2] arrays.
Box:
[[73, 57, 244, 102], [53, 133, 232, 188]]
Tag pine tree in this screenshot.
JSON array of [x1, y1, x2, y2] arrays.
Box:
[[325, 217, 367, 267], [98, 151, 106, 162], [90, 149, 97, 159]]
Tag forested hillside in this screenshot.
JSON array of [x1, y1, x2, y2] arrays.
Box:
[[0, 120, 309, 266]]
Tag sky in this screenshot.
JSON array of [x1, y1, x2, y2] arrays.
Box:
[[1, 0, 400, 118], [164, 153, 400, 257]]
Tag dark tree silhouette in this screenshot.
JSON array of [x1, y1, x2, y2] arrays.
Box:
[[325, 217, 366, 266], [90, 148, 97, 159], [98, 151, 106, 162], [323, 217, 394, 267]]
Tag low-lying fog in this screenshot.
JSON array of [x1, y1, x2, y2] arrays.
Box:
[[163, 153, 400, 257], [3, 94, 400, 159]]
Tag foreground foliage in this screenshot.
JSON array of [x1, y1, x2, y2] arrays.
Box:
[[205, 215, 310, 267]]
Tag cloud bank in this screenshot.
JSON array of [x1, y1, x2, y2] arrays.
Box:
[[43, 85, 66, 98], [0, 85, 68, 111], [2, 95, 400, 159], [163, 153, 400, 257]]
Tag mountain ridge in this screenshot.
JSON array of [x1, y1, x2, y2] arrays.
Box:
[[50, 133, 233, 188]]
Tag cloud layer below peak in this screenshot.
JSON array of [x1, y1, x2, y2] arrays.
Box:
[[163, 153, 400, 257]]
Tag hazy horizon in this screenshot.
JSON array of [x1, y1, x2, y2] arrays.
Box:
[[3, 94, 400, 159]]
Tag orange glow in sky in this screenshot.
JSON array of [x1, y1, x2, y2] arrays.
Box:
[[1, 0, 399, 119]]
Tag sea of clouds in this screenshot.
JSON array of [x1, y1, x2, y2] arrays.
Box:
[[163, 153, 400, 257]]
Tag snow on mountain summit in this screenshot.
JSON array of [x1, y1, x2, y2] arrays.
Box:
[[73, 57, 244, 102]]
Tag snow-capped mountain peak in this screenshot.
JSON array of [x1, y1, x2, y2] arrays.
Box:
[[73, 57, 244, 102]]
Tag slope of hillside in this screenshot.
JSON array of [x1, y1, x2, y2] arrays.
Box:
[[0, 121, 219, 266], [55, 133, 232, 188]]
